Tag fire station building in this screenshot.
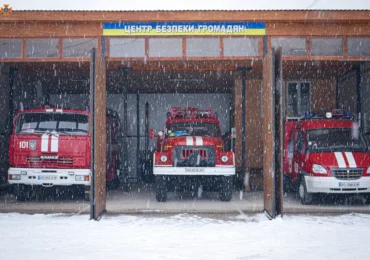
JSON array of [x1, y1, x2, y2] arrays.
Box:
[[1, 8, 370, 214]]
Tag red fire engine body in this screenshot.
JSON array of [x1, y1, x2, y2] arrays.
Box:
[[283, 110, 370, 204], [8, 106, 121, 201], [153, 107, 235, 202]]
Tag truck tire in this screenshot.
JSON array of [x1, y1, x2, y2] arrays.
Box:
[[14, 185, 30, 201], [155, 175, 168, 202], [219, 176, 233, 201], [299, 177, 313, 205]]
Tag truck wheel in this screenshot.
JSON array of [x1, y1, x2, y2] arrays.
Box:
[[155, 175, 167, 202], [219, 176, 233, 201], [14, 185, 30, 201], [299, 177, 313, 205]]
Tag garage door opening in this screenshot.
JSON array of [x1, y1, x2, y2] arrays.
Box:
[[0, 62, 95, 213], [104, 66, 246, 208], [281, 60, 370, 208]]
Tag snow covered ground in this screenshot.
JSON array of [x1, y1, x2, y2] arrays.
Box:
[[1, 213, 369, 260]]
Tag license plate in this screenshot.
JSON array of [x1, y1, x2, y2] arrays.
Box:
[[185, 168, 205, 173], [38, 175, 57, 181], [339, 182, 360, 188]]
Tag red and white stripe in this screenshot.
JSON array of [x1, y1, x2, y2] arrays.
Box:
[[41, 134, 59, 153], [334, 152, 357, 168], [185, 136, 204, 146]]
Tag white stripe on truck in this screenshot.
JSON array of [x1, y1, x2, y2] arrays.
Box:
[[334, 152, 346, 168], [186, 136, 194, 146], [41, 134, 49, 152], [344, 152, 357, 168], [51, 135, 59, 153], [195, 136, 203, 146]]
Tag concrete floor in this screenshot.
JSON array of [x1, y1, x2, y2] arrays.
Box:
[[0, 184, 370, 214]]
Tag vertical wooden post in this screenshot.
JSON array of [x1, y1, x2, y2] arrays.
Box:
[[262, 47, 284, 219], [90, 37, 107, 220]]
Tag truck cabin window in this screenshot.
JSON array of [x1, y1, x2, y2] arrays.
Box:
[[307, 128, 367, 152], [166, 122, 220, 137], [16, 113, 88, 135]]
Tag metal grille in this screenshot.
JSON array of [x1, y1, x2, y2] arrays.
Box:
[[331, 168, 363, 180], [173, 146, 216, 167], [26, 156, 73, 165], [182, 149, 207, 160]]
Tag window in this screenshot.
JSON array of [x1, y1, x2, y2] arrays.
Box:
[[0, 39, 22, 58], [271, 37, 306, 56], [311, 38, 343, 56], [307, 128, 367, 152], [186, 37, 220, 57], [288, 135, 294, 158], [287, 82, 310, 117], [26, 38, 59, 58], [109, 38, 145, 58], [348, 37, 370, 56], [223, 37, 259, 56], [166, 122, 221, 137], [16, 113, 88, 135], [149, 38, 182, 57], [62, 38, 97, 57], [295, 131, 305, 154]]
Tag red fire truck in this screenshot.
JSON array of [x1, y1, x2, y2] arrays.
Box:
[[8, 105, 121, 201], [152, 107, 235, 202], [284, 109, 370, 204]]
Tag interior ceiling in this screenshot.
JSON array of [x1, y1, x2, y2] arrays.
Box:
[[123, 70, 235, 93], [3, 60, 366, 94]]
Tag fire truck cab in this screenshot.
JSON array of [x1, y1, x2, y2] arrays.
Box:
[[8, 105, 121, 201], [153, 107, 235, 202], [284, 109, 370, 204]]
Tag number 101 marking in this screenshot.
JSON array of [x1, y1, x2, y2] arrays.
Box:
[[19, 141, 28, 149]]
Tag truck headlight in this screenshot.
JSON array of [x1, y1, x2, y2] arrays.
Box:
[[367, 166, 370, 174], [75, 175, 85, 181], [221, 156, 229, 163], [160, 155, 168, 163], [312, 164, 327, 174], [9, 174, 21, 180]]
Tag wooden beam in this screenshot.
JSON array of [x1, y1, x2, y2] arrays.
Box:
[[1, 10, 370, 22]]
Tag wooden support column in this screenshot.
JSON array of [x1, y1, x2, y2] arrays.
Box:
[[233, 75, 242, 172], [90, 38, 107, 220]]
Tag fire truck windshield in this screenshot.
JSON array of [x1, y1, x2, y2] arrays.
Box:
[[16, 113, 88, 135], [307, 128, 367, 152], [166, 122, 220, 137]]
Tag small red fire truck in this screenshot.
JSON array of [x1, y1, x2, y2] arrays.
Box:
[[153, 107, 235, 202], [8, 105, 121, 201], [284, 109, 370, 204]]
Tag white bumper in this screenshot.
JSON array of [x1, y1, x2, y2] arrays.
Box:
[[305, 176, 370, 194], [8, 168, 91, 187], [153, 166, 235, 176]]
